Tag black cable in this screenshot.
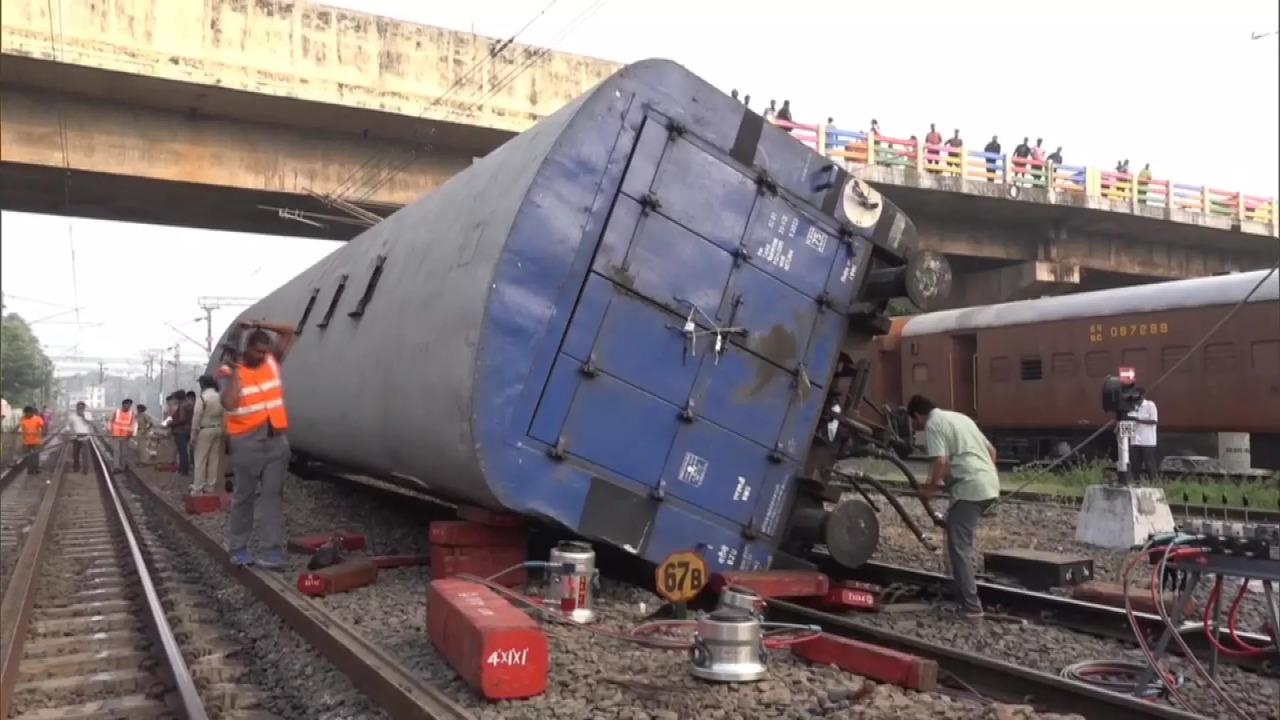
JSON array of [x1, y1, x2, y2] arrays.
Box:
[[349, 0, 611, 205], [989, 259, 1280, 513], [44, 0, 82, 333], [330, 0, 576, 205], [326, 2, 560, 201]]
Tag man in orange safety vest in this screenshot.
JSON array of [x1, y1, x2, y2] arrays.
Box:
[[219, 320, 296, 569], [108, 399, 137, 473]]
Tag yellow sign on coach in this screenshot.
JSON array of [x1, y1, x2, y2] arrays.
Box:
[[1089, 322, 1169, 343], [655, 550, 707, 604]]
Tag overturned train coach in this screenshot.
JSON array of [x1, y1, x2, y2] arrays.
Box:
[[218, 59, 951, 574]]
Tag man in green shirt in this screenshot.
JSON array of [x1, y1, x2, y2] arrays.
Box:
[[908, 395, 1000, 620]]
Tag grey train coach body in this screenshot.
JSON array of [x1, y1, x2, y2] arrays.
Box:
[[218, 59, 924, 573]]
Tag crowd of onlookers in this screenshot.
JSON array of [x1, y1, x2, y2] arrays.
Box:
[[727, 91, 1156, 194]]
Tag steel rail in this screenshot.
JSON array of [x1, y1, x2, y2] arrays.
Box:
[[88, 436, 211, 719], [121, 462, 478, 720], [0, 444, 68, 719], [766, 598, 1205, 720], [843, 561, 1273, 671]]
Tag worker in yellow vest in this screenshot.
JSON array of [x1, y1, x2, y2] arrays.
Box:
[[219, 320, 296, 569], [108, 399, 137, 473]]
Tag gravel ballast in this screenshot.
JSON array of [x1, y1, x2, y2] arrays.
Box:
[[859, 476, 1279, 720], [125, 469, 388, 720], [132, 463, 1280, 719]]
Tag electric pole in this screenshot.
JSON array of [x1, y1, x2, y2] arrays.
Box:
[[158, 347, 167, 401], [197, 297, 259, 354]]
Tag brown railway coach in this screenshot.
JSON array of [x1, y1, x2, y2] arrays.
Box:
[[868, 270, 1280, 470]]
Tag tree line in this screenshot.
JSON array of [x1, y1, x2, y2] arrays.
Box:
[[1, 313, 55, 408]]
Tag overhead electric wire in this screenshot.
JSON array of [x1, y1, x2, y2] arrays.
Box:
[[989, 259, 1280, 513], [44, 0, 82, 337], [326, 0, 566, 204], [347, 0, 613, 206]]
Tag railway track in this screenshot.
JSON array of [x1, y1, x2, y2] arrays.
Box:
[[838, 560, 1274, 672], [766, 598, 1206, 720], [119, 459, 477, 720], [0, 438, 270, 720]]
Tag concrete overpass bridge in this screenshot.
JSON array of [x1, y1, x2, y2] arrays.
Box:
[[2, 0, 1275, 307], [0, 0, 623, 239]]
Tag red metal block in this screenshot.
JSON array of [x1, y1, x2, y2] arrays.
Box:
[[793, 633, 938, 691], [287, 533, 368, 555], [1071, 581, 1194, 617], [184, 493, 225, 515], [219, 493, 232, 511], [429, 520, 527, 548], [456, 506, 526, 528], [431, 545, 528, 587], [810, 581, 882, 612], [709, 571, 830, 599], [297, 558, 380, 597], [426, 579, 549, 700]]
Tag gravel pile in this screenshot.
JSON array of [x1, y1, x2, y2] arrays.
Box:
[[135, 467, 1099, 719], [862, 489, 1279, 720], [126, 470, 387, 720]]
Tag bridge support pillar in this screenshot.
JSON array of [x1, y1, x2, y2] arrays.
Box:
[[948, 260, 1081, 307]]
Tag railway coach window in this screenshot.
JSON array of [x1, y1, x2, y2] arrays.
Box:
[[989, 357, 1011, 382], [1084, 351, 1110, 377], [1019, 356, 1043, 381], [1204, 343, 1237, 372], [1051, 353, 1077, 379], [1161, 346, 1193, 374]]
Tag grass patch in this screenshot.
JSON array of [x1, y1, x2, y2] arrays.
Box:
[[1006, 461, 1279, 509]]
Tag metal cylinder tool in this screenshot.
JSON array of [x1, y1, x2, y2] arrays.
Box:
[[716, 586, 764, 618], [545, 541, 597, 624], [688, 608, 769, 683]]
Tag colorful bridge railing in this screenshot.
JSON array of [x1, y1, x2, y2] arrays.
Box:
[[772, 120, 1277, 226]]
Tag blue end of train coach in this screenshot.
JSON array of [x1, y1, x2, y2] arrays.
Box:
[[224, 59, 943, 574]]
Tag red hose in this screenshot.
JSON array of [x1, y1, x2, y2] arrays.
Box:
[[1201, 578, 1267, 658], [1225, 579, 1268, 653], [1123, 546, 1198, 713]]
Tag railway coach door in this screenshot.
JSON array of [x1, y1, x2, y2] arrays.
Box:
[[950, 334, 978, 417], [529, 116, 867, 556]]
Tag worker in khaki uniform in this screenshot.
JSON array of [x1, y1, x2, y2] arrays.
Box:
[[219, 321, 296, 569], [108, 399, 138, 473], [189, 374, 226, 495], [908, 395, 1000, 621]]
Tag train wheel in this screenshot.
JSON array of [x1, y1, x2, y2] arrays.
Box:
[[824, 499, 880, 569]]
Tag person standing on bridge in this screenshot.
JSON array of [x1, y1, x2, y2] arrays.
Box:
[[219, 320, 297, 569], [19, 406, 46, 475], [108, 399, 137, 473], [924, 124, 943, 167], [907, 395, 1000, 621]]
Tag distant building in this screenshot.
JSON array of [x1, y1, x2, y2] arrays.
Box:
[[80, 386, 107, 410]]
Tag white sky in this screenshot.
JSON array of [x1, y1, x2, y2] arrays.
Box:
[[3, 0, 1278, 370]]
